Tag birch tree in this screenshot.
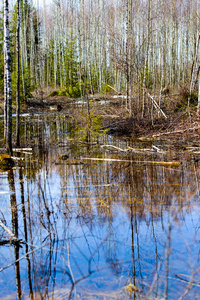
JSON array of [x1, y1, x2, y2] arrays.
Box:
[[4, 0, 13, 155], [16, 0, 20, 146]]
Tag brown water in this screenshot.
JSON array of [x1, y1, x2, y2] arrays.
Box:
[[0, 112, 200, 299]]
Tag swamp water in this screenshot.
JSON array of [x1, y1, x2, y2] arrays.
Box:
[[0, 112, 200, 299]]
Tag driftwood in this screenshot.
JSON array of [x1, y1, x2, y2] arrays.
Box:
[[153, 129, 187, 137], [12, 148, 33, 156], [153, 125, 200, 138], [80, 157, 181, 166], [11, 156, 24, 161], [106, 84, 120, 94], [13, 148, 32, 151], [152, 145, 163, 153], [101, 145, 128, 152], [101, 145, 165, 155]]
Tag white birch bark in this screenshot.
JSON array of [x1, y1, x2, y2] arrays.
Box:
[[4, 0, 12, 155], [16, 0, 20, 146]]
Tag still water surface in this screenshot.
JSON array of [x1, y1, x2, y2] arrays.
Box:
[[0, 112, 200, 299]]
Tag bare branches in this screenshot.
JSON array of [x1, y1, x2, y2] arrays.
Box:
[[0, 244, 49, 272], [0, 219, 23, 244]]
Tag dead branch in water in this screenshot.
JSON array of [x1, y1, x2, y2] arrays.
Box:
[[147, 92, 168, 119], [101, 145, 128, 152], [153, 124, 200, 137], [0, 220, 24, 244], [101, 145, 165, 155], [80, 157, 180, 166], [13, 148, 32, 151]]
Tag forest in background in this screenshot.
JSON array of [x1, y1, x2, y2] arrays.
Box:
[[1, 0, 200, 117]]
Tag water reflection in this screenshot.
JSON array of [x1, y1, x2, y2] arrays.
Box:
[[0, 112, 200, 299]]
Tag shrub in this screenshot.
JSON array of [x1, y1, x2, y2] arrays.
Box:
[[66, 85, 81, 98], [47, 90, 59, 97], [58, 90, 67, 96]]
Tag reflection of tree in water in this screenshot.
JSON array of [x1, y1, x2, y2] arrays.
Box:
[[1, 114, 200, 299], [8, 169, 22, 299], [19, 167, 34, 300]]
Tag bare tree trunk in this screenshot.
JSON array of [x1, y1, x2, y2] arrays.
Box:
[[4, 0, 13, 155], [20, 1, 26, 100], [125, 0, 129, 111], [16, 0, 20, 147], [8, 169, 22, 299], [190, 34, 200, 93], [198, 72, 200, 115], [4, 38, 7, 143]]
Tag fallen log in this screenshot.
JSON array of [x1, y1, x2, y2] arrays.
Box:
[[13, 148, 32, 152], [101, 145, 128, 152], [147, 92, 167, 119], [153, 126, 200, 137], [80, 157, 181, 166]]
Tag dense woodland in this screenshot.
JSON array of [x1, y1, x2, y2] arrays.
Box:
[[1, 0, 200, 153], [1, 3, 200, 298], [2, 0, 199, 96]]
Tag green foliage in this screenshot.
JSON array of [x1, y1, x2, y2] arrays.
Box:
[[48, 85, 81, 98], [58, 90, 67, 96], [78, 110, 109, 143], [67, 85, 81, 98], [24, 71, 36, 98], [11, 67, 35, 99], [140, 67, 154, 90], [64, 37, 79, 87], [47, 90, 59, 97]]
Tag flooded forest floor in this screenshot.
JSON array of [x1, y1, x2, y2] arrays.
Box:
[[1, 91, 200, 146], [17, 92, 200, 148], [1, 92, 200, 299]]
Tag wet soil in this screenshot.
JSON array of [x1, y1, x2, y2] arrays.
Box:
[[1, 93, 200, 148]]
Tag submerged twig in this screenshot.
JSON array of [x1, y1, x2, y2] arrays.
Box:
[[0, 244, 48, 272]]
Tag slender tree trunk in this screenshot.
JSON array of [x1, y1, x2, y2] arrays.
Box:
[[125, 0, 129, 111], [4, 0, 13, 155], [8, 169, 22, 299], [4, 40, 7, 143], [20, 1, 25, 100], [197, 71, 200, 115], [16, 0, 20, 147]]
